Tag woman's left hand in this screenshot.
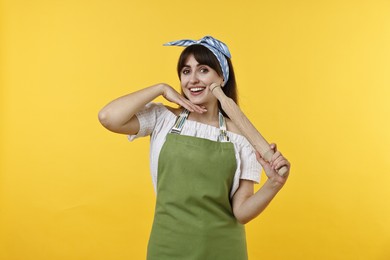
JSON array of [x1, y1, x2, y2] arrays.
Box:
[[255, 143, 290, 186]]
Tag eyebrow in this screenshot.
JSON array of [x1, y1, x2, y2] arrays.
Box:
[[182, 64, 204, 68]]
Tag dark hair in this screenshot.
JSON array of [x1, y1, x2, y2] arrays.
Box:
[[177, 45, 238, 117]]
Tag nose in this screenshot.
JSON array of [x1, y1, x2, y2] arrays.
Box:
[[189, 71, 199, 84]]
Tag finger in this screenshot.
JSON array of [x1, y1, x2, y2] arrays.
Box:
[[209, 82, 221, 92], [180, 102, 195, 112], [256, 151, 273, 172], [255, 151, 266, 165], [255, 151, 262, 161], [178, 96, 206, 113], [163, 91, 194, 111], [270, 143, 277, 152], [273, 158, 288, 171], [270, 154, 285, 169], [193, 104, 207, 113], [272, 153, 290, 170], [191, 104, 207, 114], [191, 104, 207, 113], [271, 151, 282, 163], [177, 97, 201, 113]]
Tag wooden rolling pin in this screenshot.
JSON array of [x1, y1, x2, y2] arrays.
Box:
[[210, 83, 288, 176]]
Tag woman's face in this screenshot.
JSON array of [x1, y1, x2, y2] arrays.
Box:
[[180, 54, 224, 107]]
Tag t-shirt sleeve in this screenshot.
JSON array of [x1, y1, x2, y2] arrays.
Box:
[[239, 143, 262, 183], [127, 102, 166, 141]]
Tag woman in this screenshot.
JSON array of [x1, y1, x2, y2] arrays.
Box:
[[98, 36, 290, 260]]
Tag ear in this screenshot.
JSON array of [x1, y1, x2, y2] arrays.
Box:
[[221, 80, 225, 87]]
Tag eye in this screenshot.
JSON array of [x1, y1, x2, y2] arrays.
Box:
[[200, 67, 209, 73], [181, 68, 190, 75]]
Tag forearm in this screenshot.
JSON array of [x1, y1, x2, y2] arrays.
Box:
[[234, 180, 284, 224], [98, 83, 165, 133]]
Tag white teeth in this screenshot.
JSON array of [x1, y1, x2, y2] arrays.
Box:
[[190, 87, 205, 92]]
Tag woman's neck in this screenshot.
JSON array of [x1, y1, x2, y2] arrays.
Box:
[[188, 103, 219, 127]]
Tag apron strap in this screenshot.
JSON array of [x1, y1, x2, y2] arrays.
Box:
[[218, 111, 230, 142], [170, 109, 190, 134], [170, 109, 230, 142]]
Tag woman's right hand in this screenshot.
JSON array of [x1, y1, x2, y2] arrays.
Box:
[[98, 83, 206, 135], [160, 84, 207, 114]]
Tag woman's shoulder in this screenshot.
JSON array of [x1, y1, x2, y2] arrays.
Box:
[[225, 118, 255, 148]]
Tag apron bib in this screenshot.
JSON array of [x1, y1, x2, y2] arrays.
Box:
[[147, 110, 248, 260]]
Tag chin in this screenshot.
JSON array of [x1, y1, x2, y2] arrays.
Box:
[[184, 92, 217, 107], [188, 99, 205, 106], [184, 93, 204, 104]]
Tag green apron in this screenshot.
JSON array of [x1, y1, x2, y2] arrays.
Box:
[[147, 110, 248, 260]]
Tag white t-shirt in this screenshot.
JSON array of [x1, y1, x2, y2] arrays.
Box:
[[128, 103, 262, 198]]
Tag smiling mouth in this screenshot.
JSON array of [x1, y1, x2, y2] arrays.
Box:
[[189, 87, 206, 93]]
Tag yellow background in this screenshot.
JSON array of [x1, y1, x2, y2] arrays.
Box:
[[1, 0, 390, 259]]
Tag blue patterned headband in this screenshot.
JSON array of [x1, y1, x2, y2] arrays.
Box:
[[163, 36, 231, 84]]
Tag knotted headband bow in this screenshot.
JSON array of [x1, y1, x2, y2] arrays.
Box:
[[163, 36, 231, 84]]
